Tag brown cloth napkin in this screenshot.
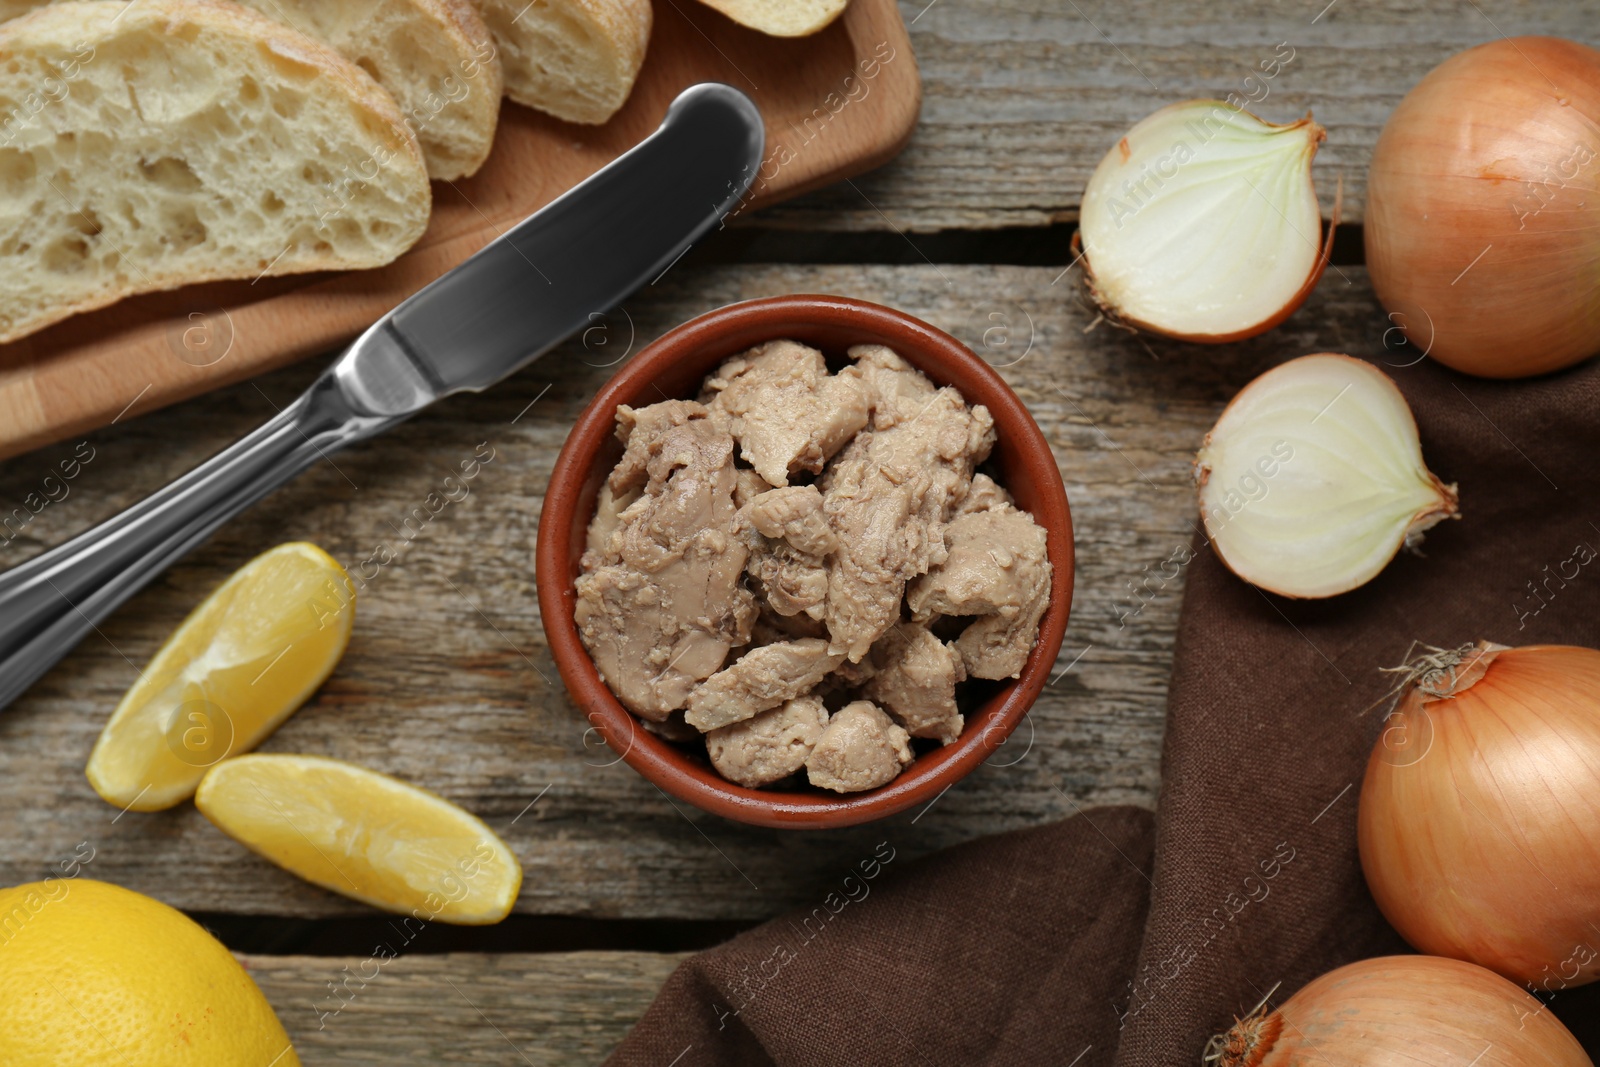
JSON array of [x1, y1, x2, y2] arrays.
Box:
[[604, 353, 1600, 1066]]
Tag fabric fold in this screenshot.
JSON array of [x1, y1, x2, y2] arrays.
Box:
[[605, 355, 1600, 1065], [606, 808, 1153, 1066]]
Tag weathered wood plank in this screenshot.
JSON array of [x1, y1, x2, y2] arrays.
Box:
[[242, 951, 685, 1065], [757, 0, 1597, 230], [0, 262, 1392, 919]]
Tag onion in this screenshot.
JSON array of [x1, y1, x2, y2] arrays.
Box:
[[1204, 955, 1591, 1066], [1077, 101, 1335, 342], [1360, 642, 1600, 989], [1195, 353, 1458, 598], [1366, 37, 1600, 378]]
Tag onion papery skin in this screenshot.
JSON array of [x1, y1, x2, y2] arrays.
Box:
[[1360, 643, 1600, 988], [1209, 955, 1591, 1067], [1078, 101, 1333, 343], [1195, 353, 1458, 599], [1366, 36, 1600, 378]]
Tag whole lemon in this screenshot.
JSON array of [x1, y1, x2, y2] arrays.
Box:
[[0, 879, 299, 1066]]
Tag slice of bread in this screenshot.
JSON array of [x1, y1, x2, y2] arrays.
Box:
[[694, 0, 847, 36], [0, 0, 503, 179], [231, 0, 502, 180], [0, 0, 431, 344], [476, 0, 651, 125]]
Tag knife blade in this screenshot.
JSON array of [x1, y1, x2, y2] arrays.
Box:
[[340, 81, 765, 415], [0, 82, 765, 712]]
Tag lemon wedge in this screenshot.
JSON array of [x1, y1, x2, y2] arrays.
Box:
[[0, 879, 299, 1066], [86, 542, 355, 812], [195, 754, 522, 924]]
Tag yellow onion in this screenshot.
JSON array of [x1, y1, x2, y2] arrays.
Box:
[[1077, 101, 1334, 342], [1204, 955, 1591, 1066], [1360, 642, 1600, 988], [1366, 37, 1600, 378], [1195, 354, 1458, 599]]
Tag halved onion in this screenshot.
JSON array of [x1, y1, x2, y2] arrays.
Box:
[[1366, 37, 1600, 378], [1205, 955, 1591, 1066], [1077, 101, 1334, 342], [1195, 354, 1458, 598]]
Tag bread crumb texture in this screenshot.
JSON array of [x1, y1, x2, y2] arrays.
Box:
[[0, 0, 503, 178], [0, 0, 431, 343], [478, 0, 650, 125]]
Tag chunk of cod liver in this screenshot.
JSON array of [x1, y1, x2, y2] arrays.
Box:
[[821, 345, 996, 661], [864, 622, 966, 745], [575, 400, 756, 721], [581, 482, 638, 571], [805, 701, 913, 793], [952, 472, 1013, 517], [741, 486, 838, 620], [703, 340, 867, 488], [685, 638, 845, 731], [907, 505, 1052, 680], [706, 696, 828, 788]]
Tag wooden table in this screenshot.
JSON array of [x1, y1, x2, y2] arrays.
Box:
[[0, 2, 1590, 1061]]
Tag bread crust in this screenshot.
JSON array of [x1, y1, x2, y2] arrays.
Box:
[[572, 0, 652, 75], [402, 0, 504, 176], [482, 0, 652, 125], [694, 0, 848, 37], [0, 0, 432, 344], [0, 0, 504, 178]]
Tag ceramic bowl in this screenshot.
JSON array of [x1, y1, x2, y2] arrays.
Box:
[[535, 295, 1072, 828]]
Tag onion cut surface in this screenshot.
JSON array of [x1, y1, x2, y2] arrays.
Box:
[[1079, 101, 1332, 342], [1195, 354, 1458, 598]]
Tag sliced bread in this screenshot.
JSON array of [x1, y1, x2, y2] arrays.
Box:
[[0, 0, 503, 179], [476, 0, 651, 125], [694, 0, 848, 37], [0, 0, 431, 344]]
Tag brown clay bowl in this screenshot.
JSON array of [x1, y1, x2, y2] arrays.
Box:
[[535, 295, 1073, 829]]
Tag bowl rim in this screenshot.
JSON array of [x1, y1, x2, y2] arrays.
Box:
[[535, 294, 1073, 829]]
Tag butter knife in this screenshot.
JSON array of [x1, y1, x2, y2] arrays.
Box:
[[0, 82, 765, 711]]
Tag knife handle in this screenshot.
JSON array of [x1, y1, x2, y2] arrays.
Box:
[[0, 371, 392, 711]]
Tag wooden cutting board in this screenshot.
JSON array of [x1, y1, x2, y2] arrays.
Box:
[[0, 0, 917, 461]]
